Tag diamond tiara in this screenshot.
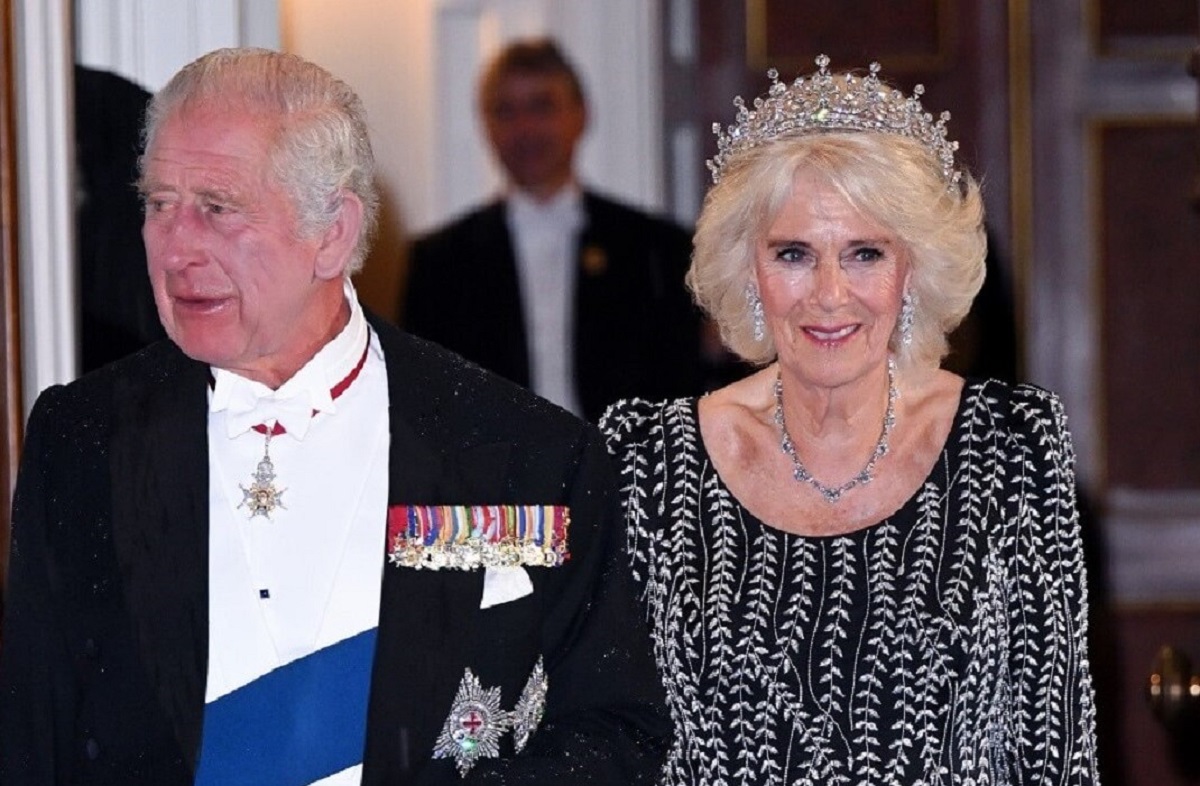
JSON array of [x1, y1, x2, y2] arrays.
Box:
[[707, 54, 961, 188]]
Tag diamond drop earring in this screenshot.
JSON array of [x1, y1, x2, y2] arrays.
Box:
[[899, 291, 915, 347], [746, 282, 766, 342]]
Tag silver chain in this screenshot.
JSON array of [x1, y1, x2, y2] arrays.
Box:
[[773, 357, 897, 503]]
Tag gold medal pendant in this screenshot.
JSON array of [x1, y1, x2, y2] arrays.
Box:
[[239, 431, 286, 519]]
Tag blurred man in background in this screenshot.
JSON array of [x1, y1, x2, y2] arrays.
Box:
[[403, 38, 703, 420]]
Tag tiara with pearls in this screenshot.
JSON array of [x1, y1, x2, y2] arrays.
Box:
[[707, 54, 961, 188]]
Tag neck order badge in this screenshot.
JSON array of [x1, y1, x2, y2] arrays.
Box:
[[238, 339, 371, 520]]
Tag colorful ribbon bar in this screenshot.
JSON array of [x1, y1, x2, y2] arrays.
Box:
[[386, 505, 570, 570]]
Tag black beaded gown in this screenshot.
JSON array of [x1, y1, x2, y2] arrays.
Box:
[[600, 379, 1100, 786]]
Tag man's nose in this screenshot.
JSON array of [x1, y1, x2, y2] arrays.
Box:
[[147, 204, 206, 268]]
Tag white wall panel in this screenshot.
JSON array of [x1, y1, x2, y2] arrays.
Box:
[[555, 0, 663, 211], [14, 0, 77, 413], [434, 3, 497, 222], [75, 0, 141, 82], [76, 0, 278, 91]]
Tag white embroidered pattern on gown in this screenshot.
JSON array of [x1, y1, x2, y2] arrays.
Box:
[[601, 380, 1100, 786]]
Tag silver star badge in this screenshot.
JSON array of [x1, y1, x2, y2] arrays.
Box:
[[511, 657, 548, 753], [433, 668, 509, 776]]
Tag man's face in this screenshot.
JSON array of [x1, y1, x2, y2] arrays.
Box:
[[140, 105, 342, 385], [482, 72, 586, 199]]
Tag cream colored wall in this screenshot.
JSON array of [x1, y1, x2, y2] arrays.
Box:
[[280, 0, 435, 323]]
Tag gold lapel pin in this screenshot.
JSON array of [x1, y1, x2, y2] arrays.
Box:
[[581, 245, 607, 276]]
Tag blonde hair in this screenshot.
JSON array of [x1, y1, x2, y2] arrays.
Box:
[[688, 132, 986, 373]]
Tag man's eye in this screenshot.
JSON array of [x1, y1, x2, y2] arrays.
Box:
[[529, 97, 557, 115], [488, 104, 516, 122]]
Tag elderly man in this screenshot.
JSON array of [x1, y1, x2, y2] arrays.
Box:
[[403, 38, 703, 421], [0, 48, 667, 785]]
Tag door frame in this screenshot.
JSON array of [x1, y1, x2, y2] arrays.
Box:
[[0, 0, 23, 593]]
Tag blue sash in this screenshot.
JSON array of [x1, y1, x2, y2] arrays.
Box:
[[195, 628, 377, 785]]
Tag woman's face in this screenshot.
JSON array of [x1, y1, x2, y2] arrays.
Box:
[[755, 168, 910, 391]]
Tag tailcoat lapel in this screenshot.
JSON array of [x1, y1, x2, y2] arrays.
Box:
[[109, 347, 212, 769], [362, 321, 513, 783]]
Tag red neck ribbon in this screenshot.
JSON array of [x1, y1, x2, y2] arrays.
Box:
[[252, 339, 371, 437]]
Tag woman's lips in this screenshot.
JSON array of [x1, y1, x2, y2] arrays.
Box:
[[803, 324, 859, 342]]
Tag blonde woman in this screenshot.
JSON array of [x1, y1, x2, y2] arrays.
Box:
[[601, 57, 1100, 785]]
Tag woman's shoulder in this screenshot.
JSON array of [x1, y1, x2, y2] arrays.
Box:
[[953, 379, 1075, 480], [962, 378, 1068, 430]]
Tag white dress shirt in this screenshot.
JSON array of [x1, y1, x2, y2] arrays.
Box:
[[506, 186, 585, 415], [205, 280, 389, 700]]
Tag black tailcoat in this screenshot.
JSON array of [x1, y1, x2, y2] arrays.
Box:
[[0, 314, 668, 785], [403, 192, 703, 421]]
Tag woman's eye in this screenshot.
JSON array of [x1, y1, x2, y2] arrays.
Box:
[[851, 247, 884, 264], [775, 245, 808, 264]]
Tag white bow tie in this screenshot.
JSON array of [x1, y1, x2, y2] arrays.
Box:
[[222, 385, 332, 442]]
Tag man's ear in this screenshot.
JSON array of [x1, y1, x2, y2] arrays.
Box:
[[313, 189, 364, 281]]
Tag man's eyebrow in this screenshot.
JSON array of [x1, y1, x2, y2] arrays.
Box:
[[134, 181, 244, 206], [194, 186, 241, 203], [135, 177, 165, 195]]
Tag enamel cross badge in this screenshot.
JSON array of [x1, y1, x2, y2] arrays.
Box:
[[239, 434, 286, 519], [432, 669, 509, 776], [433, 659, 549, 776]]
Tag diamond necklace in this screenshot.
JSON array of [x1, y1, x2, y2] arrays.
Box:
[[773, 356, 897, 503]]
